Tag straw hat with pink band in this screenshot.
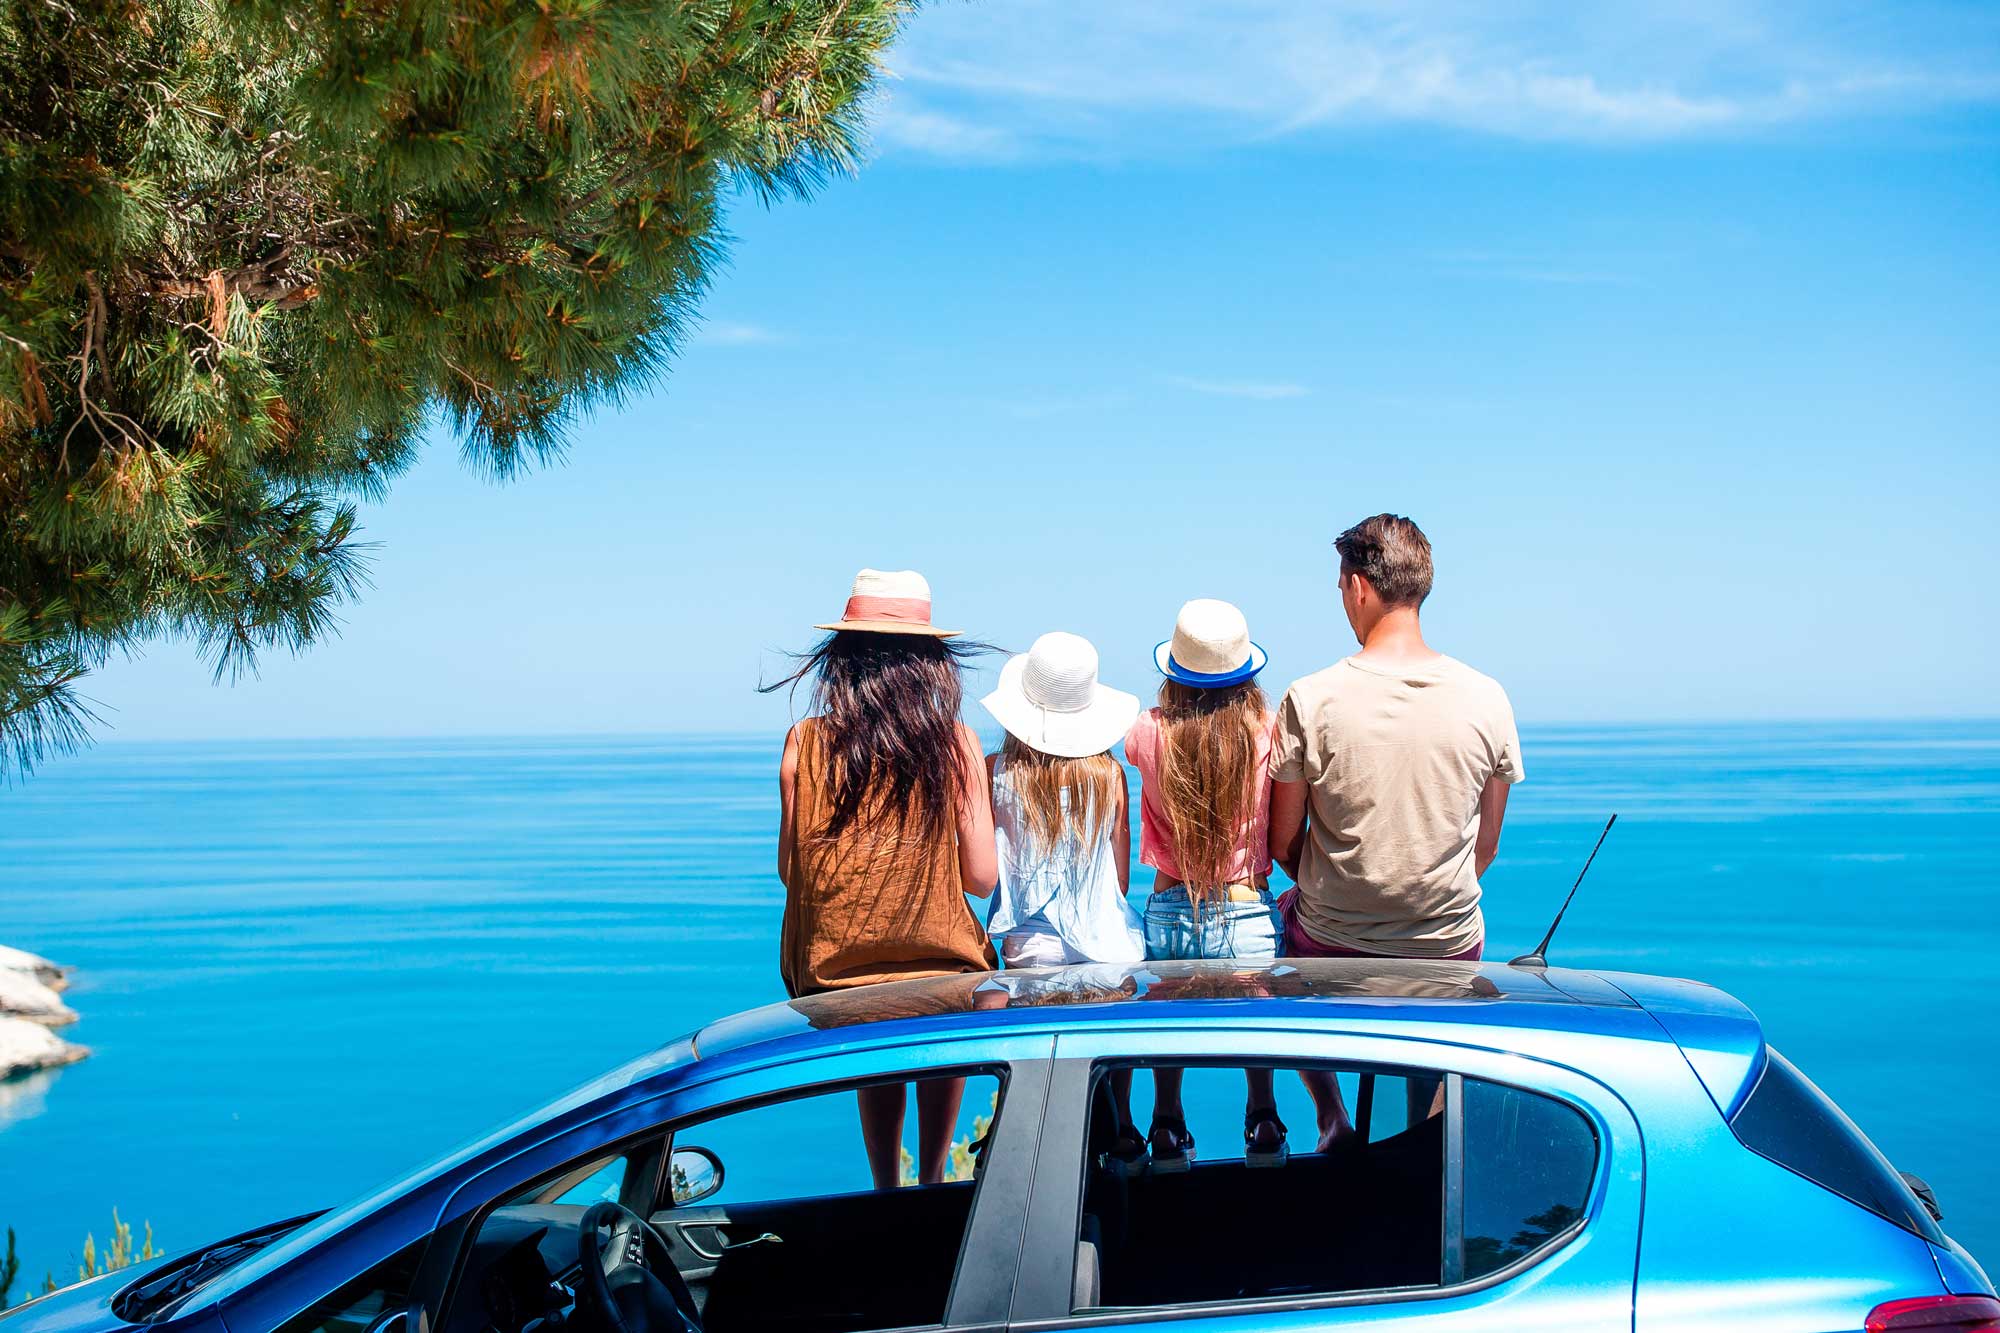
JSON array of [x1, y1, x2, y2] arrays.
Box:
[[815, 568, 961, 638]]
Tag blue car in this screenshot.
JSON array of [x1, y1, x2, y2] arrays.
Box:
[[4, 960, 1993, 1333]]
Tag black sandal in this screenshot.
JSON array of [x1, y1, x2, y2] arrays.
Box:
[[1245, 1106, 1289, 1168], [1148, 1115, 1194, 1173], [1105, 1123, 1147, 1175]]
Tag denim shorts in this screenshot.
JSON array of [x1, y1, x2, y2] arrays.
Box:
[[1143, 887, 1282, 962]]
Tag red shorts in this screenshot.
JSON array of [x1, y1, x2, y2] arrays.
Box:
[[1275, 887, 1484, 963]]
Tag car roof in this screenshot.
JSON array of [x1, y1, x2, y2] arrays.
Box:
[[690, 959, 1766, 1112]]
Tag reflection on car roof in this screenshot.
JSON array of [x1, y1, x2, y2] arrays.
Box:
[[692, 960, 1640, 1059]]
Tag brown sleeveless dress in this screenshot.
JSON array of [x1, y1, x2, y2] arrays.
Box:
[[782, 720, 996, 997]]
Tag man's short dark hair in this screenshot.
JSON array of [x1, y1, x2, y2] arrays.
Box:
[[1336, 514, 1434, 607]]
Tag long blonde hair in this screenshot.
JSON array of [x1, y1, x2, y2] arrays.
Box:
[[1155, 679, 1267, 899], [999, 734, 1123, 857]]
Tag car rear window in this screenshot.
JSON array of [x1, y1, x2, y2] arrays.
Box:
[[1729, 1047, 1940, 1241]]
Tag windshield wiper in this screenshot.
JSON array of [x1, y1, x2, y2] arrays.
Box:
[[115, 1212, 324, 1322]]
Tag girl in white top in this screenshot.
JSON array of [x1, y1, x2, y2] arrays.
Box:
[[981, 631, 1146, 1159], [987, 752, 1142, 967], [980, 632, 1145, 969]]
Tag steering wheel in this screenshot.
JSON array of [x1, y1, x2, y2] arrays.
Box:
[[574, 1202, 701, 1333]]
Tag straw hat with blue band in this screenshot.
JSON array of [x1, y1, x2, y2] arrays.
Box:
[[1154, 598, 1267, 688]]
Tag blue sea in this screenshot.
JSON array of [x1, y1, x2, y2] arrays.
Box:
[[3, 722, 1997, 1291]]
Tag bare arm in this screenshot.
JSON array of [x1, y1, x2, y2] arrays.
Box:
[[956, 724, 999, 898], [1270, 778, 1309, 882], [777, 725, 801, 891], [1474, 774, 1511, 878], [1113, 779, 1131, 896]]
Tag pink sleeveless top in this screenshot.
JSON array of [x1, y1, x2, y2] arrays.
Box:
[[1122, 708, 1275, 886]]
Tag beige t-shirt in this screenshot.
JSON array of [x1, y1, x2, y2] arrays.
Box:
[[1271, 655, 1523, 957]]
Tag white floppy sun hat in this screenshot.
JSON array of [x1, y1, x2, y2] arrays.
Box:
[[982, 632, 1140, 759], [1154, 598, 1268, 688], [815, 568, 960, 637]]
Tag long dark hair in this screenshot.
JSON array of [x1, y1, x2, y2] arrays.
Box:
[[764, 631, 992, 846]]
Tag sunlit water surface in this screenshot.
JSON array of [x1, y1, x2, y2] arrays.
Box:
[[3, 723, 1996, 1288]]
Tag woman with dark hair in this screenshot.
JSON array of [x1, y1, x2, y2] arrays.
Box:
[[767, 569, 999, 1188]]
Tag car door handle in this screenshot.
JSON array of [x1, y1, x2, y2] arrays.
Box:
[[676, 1227, 780, 1262]]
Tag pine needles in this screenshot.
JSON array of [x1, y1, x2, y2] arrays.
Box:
[[0, 0, 908, 775]]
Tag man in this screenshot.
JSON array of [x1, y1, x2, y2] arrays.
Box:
[[1267, 514, 1523, 1139]]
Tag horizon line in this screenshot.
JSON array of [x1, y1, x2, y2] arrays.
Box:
[[43, 714, 2000, 752]]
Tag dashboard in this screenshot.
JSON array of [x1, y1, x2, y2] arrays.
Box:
[[443, 1206, 594, 1333]]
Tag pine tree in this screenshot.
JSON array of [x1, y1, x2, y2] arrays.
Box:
[[0, 0, 907, 774]]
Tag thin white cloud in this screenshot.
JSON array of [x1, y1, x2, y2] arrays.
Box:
[[1170, 376, 1311, 401], [869, 93, 1023, 162], [695, 322, 786, 347], [874, 0, 2000, 158]]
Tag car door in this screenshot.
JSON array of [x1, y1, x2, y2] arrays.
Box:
[[624, 1032, 1049, 1333], [649, 1064, 1022, 1333], [1012, 1027, 1642, 1332], [423, 1034, 1047, 1333]]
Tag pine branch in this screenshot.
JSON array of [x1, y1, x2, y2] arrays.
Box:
[[0, 0, 912, 775]]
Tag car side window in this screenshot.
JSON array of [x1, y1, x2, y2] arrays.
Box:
[[448, 1069, 1008, 1333], [548, 1157, 626, 1206], [647, 1071, 1005, 1333], [673, 1071, 1002, 1208], [273, 1238, 425, 1333], [1460, 1077, 1597, 1279], [502, 1147, 641, 1209], [1072, 1061, 1598, 1312]]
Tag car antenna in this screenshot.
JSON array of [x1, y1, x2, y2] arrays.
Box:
[[1510, 813, 1617, 969]]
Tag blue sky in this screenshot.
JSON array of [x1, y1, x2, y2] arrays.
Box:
[[81, 1, 2000, 739]]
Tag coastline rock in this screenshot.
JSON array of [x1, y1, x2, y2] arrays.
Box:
[[0, 1014, 90, 1080], [0, 943, 70, 991], [0, 966, 79, 1026], [0, 1066, 58, 1128]]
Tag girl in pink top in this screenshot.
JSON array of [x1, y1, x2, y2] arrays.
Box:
[[1125, 707, 1274, 887], [1123, 599, 1287, 1169]]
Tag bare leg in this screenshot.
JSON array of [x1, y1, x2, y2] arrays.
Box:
[[1148, 1065, 1193, 1160], [1299, 1068, 1354, 1151], [1244, 1067, 1277, 1113], [857, 1083, 908, 1190], [915, 1077, 967, 1185], [1244, 1067, 1287, 1158], [1107, 1068, 1135, 1129], [1151, 1066, 1185, 1123]]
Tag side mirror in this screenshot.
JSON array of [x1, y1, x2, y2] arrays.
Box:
[[669, 1146, 724, 1206]]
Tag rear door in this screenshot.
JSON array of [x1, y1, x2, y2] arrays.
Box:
[[1017, 1026, 1641, 1331]]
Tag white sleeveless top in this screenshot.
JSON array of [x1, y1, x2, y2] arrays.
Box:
[[987, 757, 1144, 964]]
